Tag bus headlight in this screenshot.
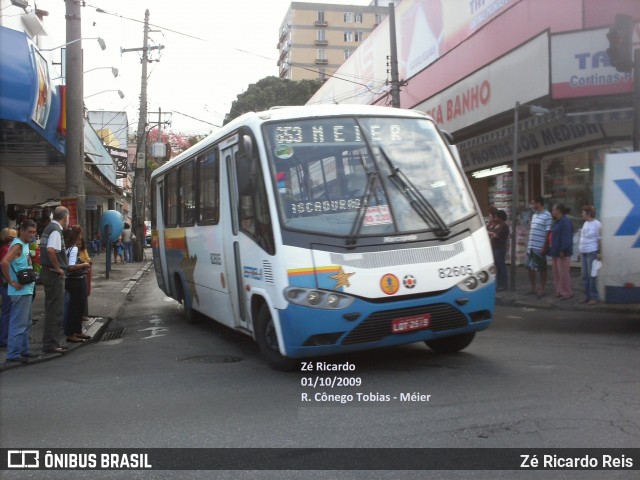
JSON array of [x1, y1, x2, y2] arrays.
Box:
[[457, 266, 495, 292], [307, 291, 321, 305], [326, 294, 340, 308], [284, 287, 355, 310], [463, 276, 478, 290]]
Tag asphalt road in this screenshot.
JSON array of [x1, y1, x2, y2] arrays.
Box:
[[1, 270, 638, 480]]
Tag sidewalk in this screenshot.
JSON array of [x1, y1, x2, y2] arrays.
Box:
[[496, 265, 640, 315], [1, 248, 153, 371]]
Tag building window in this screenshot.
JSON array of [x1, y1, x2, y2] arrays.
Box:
[[355, 31, 363, 42], [375, 13, 385, 25], [318, 68, 326, 80], [344, 49, 353, 60], [344, 12, 353, 23], [354, 12, 363, 23], [344, 31, 353, 42], [317, 49, 326, 60], [316, 11, 326, 25], [316, 30, 326, 44]]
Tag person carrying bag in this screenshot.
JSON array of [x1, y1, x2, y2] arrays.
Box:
[[63, 227, 91, 343], [0, 220, 38, 362]]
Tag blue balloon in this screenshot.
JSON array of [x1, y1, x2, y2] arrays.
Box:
[[99, 210, 124, 242]]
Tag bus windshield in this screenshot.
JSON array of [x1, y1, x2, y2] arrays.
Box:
[[263, 116, 475, 238]]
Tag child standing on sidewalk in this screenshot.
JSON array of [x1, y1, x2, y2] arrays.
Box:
[[115, 238, 124, 264]]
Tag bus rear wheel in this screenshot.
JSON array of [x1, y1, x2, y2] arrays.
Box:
[[425, 332, 475, 354], [255, 305, 298, 371]]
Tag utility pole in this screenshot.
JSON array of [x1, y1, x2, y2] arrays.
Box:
[[388, 3, 401, 108], [65, 0, 86, 232], [634, 47, 640, 151], [122, 9, 163, 261]]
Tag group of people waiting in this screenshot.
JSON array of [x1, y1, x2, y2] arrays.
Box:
[[0, 206, 95, 362], [489, 196, 602, 304]]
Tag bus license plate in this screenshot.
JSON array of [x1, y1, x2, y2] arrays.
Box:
[[391, 314, 431, 333]]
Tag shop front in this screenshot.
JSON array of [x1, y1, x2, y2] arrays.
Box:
[[306, 0, 638, 267], [0, 25, 123, 235]]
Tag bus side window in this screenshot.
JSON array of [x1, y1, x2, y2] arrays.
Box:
[[197, 150, 219, 225], [179, 161, 195, 226], [165, 170, 178, 227], [236, 153, 275, 255]]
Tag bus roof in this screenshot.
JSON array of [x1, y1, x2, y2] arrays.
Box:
[[151, 105, 430, 179]]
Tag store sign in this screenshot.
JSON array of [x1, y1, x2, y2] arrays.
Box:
[[458, 117, 605, 172], [106, 146, 129, 179], [414, 33, 549, 132], [85, 197, 98, 211], [551, 25, 639, 99], [307, 0, 516, 107]]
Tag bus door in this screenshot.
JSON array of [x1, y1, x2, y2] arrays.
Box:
[[220, 135, 249, 330], [152, 178, 169, 295]]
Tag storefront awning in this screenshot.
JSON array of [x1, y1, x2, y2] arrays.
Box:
[[457, 107, 608, 173], [3, 117, 121, 197]]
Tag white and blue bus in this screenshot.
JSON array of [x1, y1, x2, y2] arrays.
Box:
[[150, 105, 495, 370]]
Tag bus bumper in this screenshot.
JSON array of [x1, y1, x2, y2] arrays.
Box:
[[277, 284, 495, 358]]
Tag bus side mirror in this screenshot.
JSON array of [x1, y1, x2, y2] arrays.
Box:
[[441, 130, 454, 145], [241, 134, 254, 157], [237, 134, 257, 195]]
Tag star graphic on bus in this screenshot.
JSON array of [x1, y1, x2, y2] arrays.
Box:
[[330, 267, 355, 289]]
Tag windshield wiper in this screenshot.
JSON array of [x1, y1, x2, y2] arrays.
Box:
[[347, 158, 378, 247], [347, 147, 399, 247], [378, 146, 450, 238]]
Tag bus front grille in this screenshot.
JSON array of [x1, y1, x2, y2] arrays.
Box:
[[341, 304, 468, 345]]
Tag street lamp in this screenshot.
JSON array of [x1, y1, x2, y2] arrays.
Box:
[[84, 66, 119, 78], [53, 66, 118, 81], [509, 101, 550, 292], [84, 89, 125, 99], [41, 37, 106, 51]]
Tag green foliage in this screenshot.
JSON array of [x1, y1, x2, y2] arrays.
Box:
[[224, 76, 323, 125]]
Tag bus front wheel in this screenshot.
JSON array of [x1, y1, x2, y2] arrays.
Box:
[[255, 305, 298, 371], [425, 332, 475, 354]]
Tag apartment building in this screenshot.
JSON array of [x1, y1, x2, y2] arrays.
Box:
[[277, 2, 397, 81]]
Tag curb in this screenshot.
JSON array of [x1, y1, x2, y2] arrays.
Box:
[[496, 294, 640, 314], [0, 316, 112, 372]]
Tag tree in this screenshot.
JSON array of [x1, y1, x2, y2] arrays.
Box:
[[224, 76, 323, 125]]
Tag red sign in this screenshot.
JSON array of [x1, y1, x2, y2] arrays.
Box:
[[61, 197, 78, 226]]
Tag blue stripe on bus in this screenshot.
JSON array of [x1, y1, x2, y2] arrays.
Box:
[[277, 283, 494, 358]]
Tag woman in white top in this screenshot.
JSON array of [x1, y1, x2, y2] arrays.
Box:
[[579, 205, 601, 305], [121, 222, 134, 263], [63, 226, 91, 342]]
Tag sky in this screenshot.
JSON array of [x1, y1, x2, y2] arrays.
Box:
[[35, 0, 374, 137]]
